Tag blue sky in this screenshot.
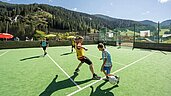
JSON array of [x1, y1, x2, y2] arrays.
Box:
[[1, 0, 171, 22]]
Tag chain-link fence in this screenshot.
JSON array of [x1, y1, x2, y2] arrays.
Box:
[[133, 23, 171, 44]]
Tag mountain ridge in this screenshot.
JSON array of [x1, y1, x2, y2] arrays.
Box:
[[0, 1, 168, 39]]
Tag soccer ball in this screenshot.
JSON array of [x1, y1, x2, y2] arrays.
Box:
[[109, 76, 119, 85]]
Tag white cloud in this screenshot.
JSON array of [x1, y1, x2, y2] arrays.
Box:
[[142, 11, 150, 15], [158, 0, 171, 3], [72, 8, 77, 11]]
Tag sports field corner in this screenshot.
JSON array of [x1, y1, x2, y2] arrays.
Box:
[[0, 45, 171, 96]]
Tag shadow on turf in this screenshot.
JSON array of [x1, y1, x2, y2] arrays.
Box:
[[89, 81, 118, 96], [39, 72, 92, 96], [132, 48, 152, 52], [159, 50, 167, 55], [20, 55, 43, 61], [60, 52, 75, 56]]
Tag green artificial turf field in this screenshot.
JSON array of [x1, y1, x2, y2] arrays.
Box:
[[0, 45, 171, 96]]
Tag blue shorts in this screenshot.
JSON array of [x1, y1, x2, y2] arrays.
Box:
[[103, 66, 111, 75]]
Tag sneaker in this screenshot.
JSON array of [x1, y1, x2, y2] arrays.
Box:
[[92, 75, 101, 80], [75, 68, 80, 72], [44, 52, 47, 56]]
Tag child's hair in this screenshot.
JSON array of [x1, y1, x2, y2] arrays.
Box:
[[97, 43, 105, 48], [42, 38, 46, 40], [75, 36, 84, 40]]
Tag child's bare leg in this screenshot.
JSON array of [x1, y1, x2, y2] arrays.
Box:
[[102, 70, 107, 76], [90, 64, 101, 79], [89, 64, 95, 74], [75, 62, 83, 72]]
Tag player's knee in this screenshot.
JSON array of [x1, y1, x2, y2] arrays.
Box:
[[89, 63, 93, 66]]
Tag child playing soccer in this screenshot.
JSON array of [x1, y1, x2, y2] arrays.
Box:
[[71, 37, 75, 53], [74, 36, 101, 80], [117, 36, 122, 49], [40, 38, 49, 56], [97, 43, 119, 82]]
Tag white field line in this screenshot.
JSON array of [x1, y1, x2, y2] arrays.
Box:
[[67, 52, 155, 96], [0, 51, 9, 57], [47, 54, 81, 89], [1, 46, 69, 52], [86, 53, 125, 66]]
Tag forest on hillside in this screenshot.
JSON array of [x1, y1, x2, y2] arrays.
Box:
[[0, 1, 156, 40]]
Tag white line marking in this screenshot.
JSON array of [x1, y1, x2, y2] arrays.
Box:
[[0, 46, 69, 52], [47, 54, 81, 89], [67, 52, 155, 96], [0, 51, 9, 57], [86, 53, 125, 66]]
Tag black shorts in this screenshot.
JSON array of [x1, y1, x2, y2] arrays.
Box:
[[42, 46, 47, 50], [78, 56, 92, 65]]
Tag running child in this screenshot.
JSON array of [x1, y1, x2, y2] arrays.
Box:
[[40, 38, 49, 56], [74, 36, 101, 80]]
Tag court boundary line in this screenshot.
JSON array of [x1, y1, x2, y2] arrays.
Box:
[[0, 46, 69, 52], [0, 51, 9, 57], [47, 54, 81, 89], [67, 52, 155, 96], [86, 53, 125, 66]]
